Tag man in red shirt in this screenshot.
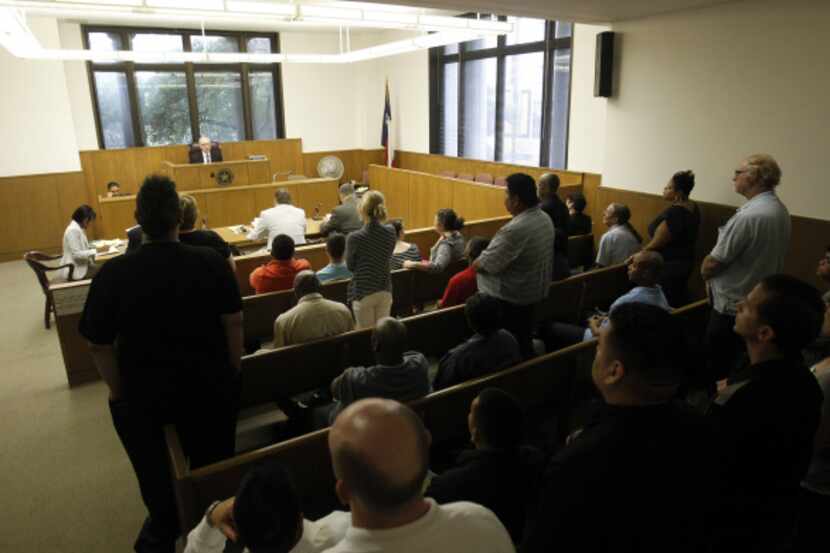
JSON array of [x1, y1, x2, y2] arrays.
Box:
[[440, 237, 490, 308], [249, 234, 311, 294]]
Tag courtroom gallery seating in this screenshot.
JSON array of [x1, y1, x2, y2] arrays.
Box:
[[475, 173, 494, 184], [165, 297, 711, 529]]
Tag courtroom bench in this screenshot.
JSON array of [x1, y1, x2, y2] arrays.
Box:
[[166, 298, 711, 529]]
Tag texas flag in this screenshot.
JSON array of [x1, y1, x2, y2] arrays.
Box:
[[381, 80, 393, 167]]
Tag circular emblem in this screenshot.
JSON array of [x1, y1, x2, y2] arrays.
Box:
[[216, 168, 234, 186]]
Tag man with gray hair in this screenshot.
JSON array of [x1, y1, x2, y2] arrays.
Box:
[[189, 135, 223, 164], [324, 398, 515, 553], [247, 187, 307, 248], [273, 270, 354, 348], [321, 182, 362, 236], [701, 153, 790, 383]]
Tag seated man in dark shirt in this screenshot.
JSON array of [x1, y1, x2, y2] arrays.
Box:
[[434, 293, 521, 390], [178, 194, 235, 271], [79, 174, 243, 553], [708, 274, 824, 553], [524, 303, 717, 553], [324, 317, 431, 425], [427, 388, 543, 543], [538, 173, 571, 280]]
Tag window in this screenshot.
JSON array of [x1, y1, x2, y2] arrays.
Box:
[[84, 26, 285, 149], [430, 16, 573, 168]]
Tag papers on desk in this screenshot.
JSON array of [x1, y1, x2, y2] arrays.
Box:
[[229, 225, 249, 235]]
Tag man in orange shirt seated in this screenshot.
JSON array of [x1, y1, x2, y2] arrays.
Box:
[[249, 234, 311, 294], [439, 237, 489, 308]]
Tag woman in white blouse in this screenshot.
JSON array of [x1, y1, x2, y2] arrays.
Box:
[[59, 205, 104, 281]]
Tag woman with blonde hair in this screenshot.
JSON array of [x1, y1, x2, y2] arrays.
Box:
[[345, 191, 397, 327]]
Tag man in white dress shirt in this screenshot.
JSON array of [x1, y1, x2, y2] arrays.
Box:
[[248, 188, 307, 248], [184, 462, 350, 553], [322, 398, 515, 553], [59, 205, 106, 281], [190, 135, 224, 164]]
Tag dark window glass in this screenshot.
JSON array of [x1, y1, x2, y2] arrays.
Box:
[[195, 72, 245, 143], [130, 33, 183, 52], [502, 52, 544, 165], [548, 48, 572, 169], [442, 62, 459, 157], [246, 37, 272, 54], [94, 72, 135, 149], [191, 35, 239, 53], [135, 71, 192, 145], [249, 72, 277, 139], [462, 57, 497, 161]]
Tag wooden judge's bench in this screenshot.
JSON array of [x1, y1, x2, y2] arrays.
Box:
[[162, 158, 271, 191]]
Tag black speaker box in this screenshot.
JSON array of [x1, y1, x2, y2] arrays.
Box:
[[594, 31, 615, 97]]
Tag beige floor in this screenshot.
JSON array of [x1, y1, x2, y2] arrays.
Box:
[[0, 260, 145, 552]]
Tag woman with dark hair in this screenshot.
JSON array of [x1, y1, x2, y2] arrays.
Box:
[[404, 208, 466, 273], [595, 203, 641, 267], [59, 204, 106, 280], [389, 219, 422, 270], [643, 170, 700, 306], [566, 193, 592, 236]]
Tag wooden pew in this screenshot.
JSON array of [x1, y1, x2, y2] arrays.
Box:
[[166, 299, 712, 529], [567, 233, 594, 271]]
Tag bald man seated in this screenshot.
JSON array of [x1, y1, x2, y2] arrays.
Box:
[[323, 398, 515, 553], [272, 271, 355, 349], [545, 250, 671, 351], [321, 317, 430, 426]]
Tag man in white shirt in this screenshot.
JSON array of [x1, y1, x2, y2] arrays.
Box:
[[190, 135, 224, 164], [273, 271, 355, 348], [184, 462, 350, 553], [323, 398, 515, 553], [701, 154, 791, 383], [59, 205, 106, 281], [248, 189, 307, 249]]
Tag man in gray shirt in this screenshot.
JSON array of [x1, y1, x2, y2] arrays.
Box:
[[321, 183, 362, 235], [701, 154, 791, 383], [328, 317, 431, 423], [474, 173, 554, 358]]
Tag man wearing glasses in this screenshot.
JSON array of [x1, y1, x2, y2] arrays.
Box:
[[700, 154, 791, 386]]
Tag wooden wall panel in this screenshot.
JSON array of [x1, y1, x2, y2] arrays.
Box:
[[395, 150, 584, 186], [407, 173, 453, 229], [0, 171, 92, 261], [302, 149, 386, 184], [204, 190, 257, 229], [295, 179, 339, 216], [98, 198, 137, 238]]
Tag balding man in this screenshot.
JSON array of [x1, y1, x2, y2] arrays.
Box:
[[324, 399, 515, 553], [701, 154, 791, 382], [321, 183, 362, 236], [272, 271, 354, 348], [546, 250, 671, 350], [538, 173, 571, 280], [326, 318, 430, 424], [189, 136, 223, 164]]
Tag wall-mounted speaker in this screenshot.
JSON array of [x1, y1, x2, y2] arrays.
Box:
[[594, 31, 615, 98]]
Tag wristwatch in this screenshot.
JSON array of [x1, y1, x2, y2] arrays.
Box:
[[205, 500, 221, 527]]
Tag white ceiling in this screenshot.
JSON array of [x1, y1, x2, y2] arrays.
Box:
[[347, 0, 745, 23]]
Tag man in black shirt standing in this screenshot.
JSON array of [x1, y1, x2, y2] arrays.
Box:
[[537, 172, 571, 280], [80, 175, 243, 553], [524, 303, 716, 553], [708, 274, 823, 553]]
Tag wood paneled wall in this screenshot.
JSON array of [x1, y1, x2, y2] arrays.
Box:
[[0, 171, 90, 262], [369, 164, 584, 230], [97, 178, 339, 238], [395, 150, 586, 186], [591, 186, 830, 298], [302, 149, 385, 184]]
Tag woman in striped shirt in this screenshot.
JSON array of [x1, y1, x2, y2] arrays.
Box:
[[346, 191, 397, 328]]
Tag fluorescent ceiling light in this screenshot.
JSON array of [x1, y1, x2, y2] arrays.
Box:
[[54, 0, 144, 5], [225, 1, 295, 16], [300, 5, 362, 21], [145, 0, 224, 10]]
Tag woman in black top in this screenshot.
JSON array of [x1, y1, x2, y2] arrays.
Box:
[[178, 194, 235, 271], [566, 193, 592, 236], [643, 170, 700, 307]]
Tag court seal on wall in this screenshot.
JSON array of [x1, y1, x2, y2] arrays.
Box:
[[216, 168, 234, 186]]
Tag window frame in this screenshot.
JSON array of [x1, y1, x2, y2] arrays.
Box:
[[429, 17, 573, 168], [83, 25, 286, 149]]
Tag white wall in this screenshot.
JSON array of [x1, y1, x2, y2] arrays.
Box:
[[57, 21, 98, 151], [0, 17, 80, 176], [603, 0, 830, 219], [567, 23, 609, 174]]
